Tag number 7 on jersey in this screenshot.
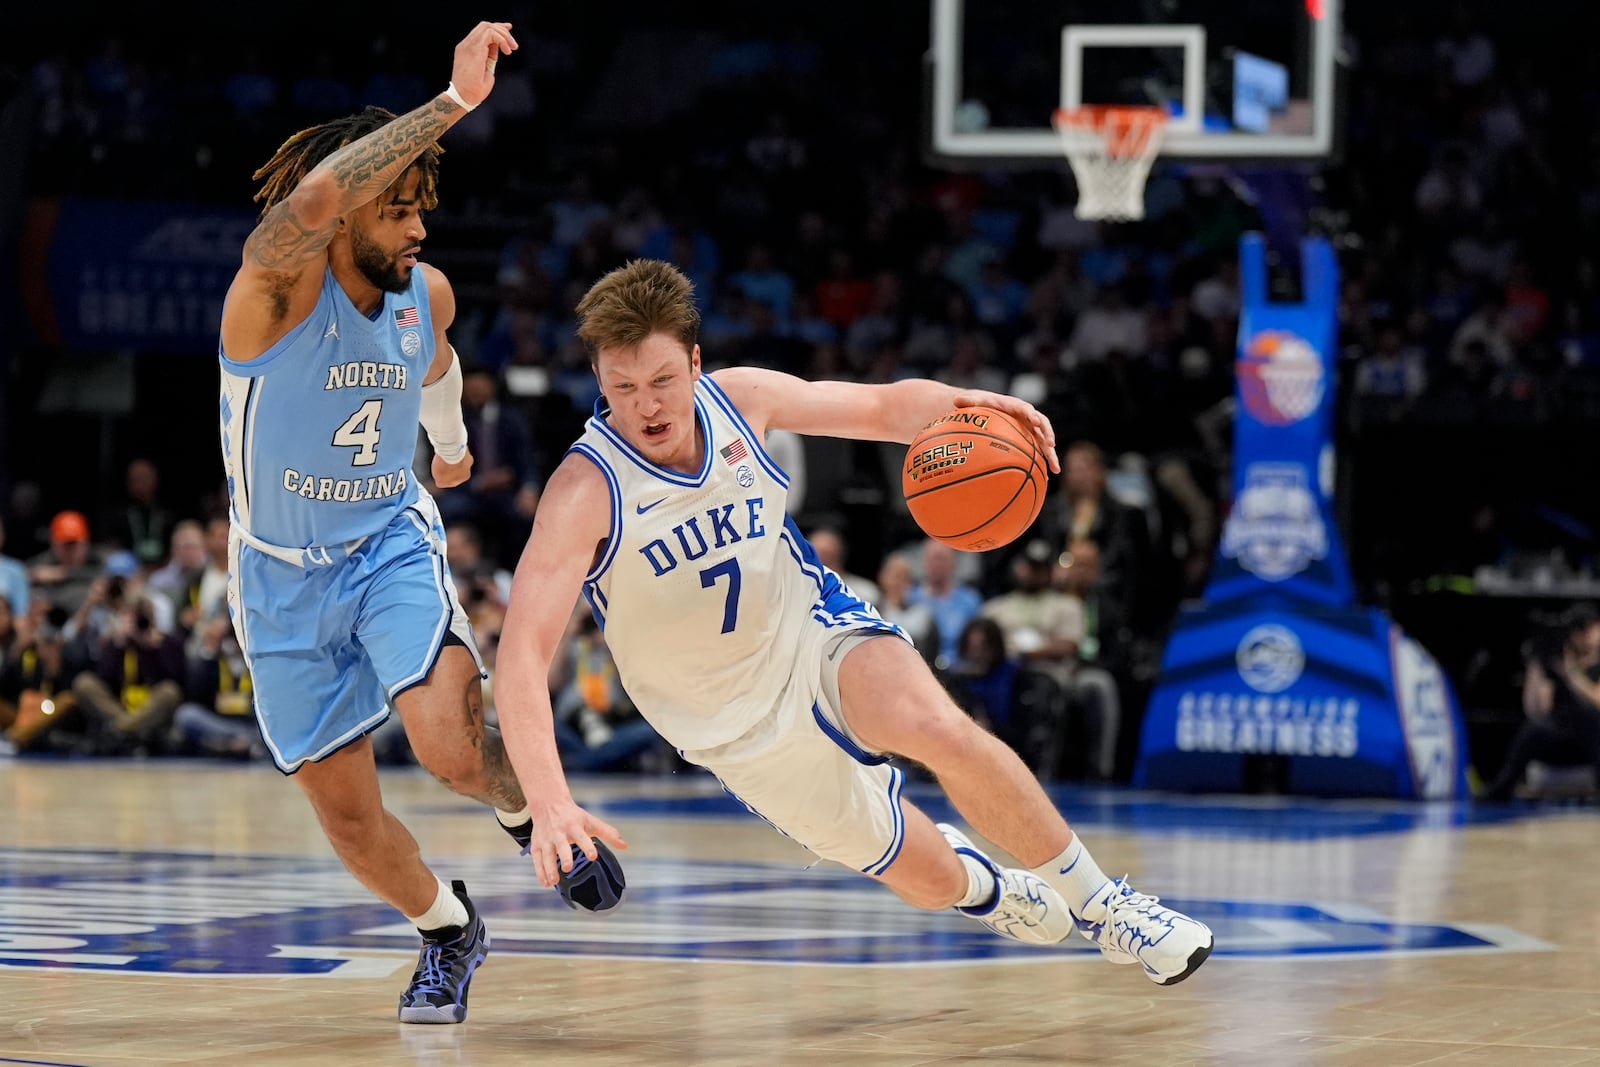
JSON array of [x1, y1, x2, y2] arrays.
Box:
[[699, 559, 741, 634]]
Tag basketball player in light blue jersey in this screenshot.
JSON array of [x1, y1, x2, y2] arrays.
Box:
[[217, 22, 626, 1025], [495, 259, 1214, 987]]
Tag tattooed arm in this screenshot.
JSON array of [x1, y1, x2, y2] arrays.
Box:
[[220, 21, 518, 361]]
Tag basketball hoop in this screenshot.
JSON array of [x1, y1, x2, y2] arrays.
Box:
[[1051, 106, 1168, 222]]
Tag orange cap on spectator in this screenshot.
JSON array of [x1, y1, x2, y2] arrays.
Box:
[[50, 510, 90, 544]]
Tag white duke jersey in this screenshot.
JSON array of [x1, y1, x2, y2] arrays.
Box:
[[218, 265, 433, 549], [572, 375, 886, 751]]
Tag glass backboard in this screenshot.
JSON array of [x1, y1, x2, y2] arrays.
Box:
[[926, 0, 1343, 163]]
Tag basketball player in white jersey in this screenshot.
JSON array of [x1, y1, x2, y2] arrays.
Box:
[[217, 22, 625, 1023], [496, 260, 1214, 985]]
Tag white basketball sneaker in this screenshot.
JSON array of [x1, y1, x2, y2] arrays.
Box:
[[1076, 877, 1214, 985], [938, 823, 1075, 946]]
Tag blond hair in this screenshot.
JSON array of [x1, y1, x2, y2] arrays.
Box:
[[574, 259, 701, 363]]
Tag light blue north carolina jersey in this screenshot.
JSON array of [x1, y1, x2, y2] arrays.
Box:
[[218, 265, 433, 549], [571, 374, 895, 751]]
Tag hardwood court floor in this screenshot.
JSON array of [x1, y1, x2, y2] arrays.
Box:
[[1, 759, 1597, 1067]]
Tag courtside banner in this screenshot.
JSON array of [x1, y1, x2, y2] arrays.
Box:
[[1134, 603, 1470, 799], [21, 198, 255, 354]]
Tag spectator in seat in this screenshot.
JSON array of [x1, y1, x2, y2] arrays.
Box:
[[1035, 441, 1149, 635], [945, 617, 1067, 781], [549, 607, 664, 773], [809, 525, 881, 605], [428, 363, 543, 564], [875, 550, 939, 665], [28, 511, 105, 616], [1, 615, 91, 755], [0, 517, 29, 616], [909, 538, 984, 670], [147, 520, 210, 637], [174, 606, 262, 759], [102, 458, 177, 568], [1481, 604, 1600, 802]]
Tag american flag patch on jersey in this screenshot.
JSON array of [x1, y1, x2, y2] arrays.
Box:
[[393, 306, 420, 329], [719, 438, 749, 465]]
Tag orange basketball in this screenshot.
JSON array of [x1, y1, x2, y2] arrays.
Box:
[[902, 406, 1048, 552]]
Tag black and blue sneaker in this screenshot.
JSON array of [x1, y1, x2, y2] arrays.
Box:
[[500, 816, 626, 914], [554, 839, 626, 913], [398, 880, 490, 1024]]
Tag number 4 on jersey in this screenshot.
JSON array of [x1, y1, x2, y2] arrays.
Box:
[[333, 400, 383, 467]]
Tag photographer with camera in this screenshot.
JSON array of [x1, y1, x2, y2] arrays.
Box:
[[70, 588, 187, 753], [1, 608, 91, 754], [1481, 603, 1600, 802]]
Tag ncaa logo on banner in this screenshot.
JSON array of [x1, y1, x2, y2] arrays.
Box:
[[1240, 330, 1325, 426], [1220, 463, 1329, 581]]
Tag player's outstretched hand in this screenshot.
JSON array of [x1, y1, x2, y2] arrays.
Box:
[[527, 799, 628, 889], [451, 21, 518, 109], [952, 391, 1060, 473]]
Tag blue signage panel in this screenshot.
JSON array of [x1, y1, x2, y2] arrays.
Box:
[[24, 198, 255, 354], [1138, 235, 1470, 799], [1135, 603, 1469, 799], [1207, 234, 1353, 610]]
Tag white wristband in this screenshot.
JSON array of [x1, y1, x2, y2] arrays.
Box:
[[421, 348, 470, 464], [442, 82, 477, 113]]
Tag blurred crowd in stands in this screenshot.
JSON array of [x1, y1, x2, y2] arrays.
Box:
[[4, 2, 1599, 783]]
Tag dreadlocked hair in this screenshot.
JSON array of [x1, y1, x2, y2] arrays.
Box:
[[250, 105, 444, 220]]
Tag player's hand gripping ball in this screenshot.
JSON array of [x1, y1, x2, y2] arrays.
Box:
[[556, 838, 627, 912], [902, 406, 1048, 552]]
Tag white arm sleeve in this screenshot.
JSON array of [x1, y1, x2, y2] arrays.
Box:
[[420, 346, 470, 464]]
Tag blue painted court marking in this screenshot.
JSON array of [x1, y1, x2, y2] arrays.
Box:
[[412, 776, 1545, 839], [0, 847, 1553, 975], [0, 1057, 94, 1067]]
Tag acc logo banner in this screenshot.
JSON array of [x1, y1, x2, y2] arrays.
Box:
[[25, 198, 258, 354], [1236, 624, 1305, 693], [1220, 462, 1329, 582]]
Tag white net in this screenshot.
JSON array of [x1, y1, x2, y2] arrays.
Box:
[[1052, 107, 1167, 222]]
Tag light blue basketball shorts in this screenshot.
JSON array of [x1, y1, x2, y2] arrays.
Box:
[[228, 493, 484, 773]]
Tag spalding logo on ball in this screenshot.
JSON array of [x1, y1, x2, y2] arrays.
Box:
[[556, 839, 627, 913], [902, 406, 1048, 552]]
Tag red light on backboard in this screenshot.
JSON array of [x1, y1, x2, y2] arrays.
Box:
[[1305, 0, 1325, 18]]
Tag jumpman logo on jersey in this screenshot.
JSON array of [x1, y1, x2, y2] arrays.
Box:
[[324, 322, 340, 340]]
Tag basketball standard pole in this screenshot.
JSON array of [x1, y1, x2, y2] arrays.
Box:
[[1135, 234, 1470, 801]]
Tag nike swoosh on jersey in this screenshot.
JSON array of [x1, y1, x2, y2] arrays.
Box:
[[636, 497, 668, 514]]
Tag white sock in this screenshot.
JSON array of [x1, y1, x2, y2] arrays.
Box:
[[953, 851, 997, 908], [495, 806, 531, 829], [1034, 835, 1111, 916], [405, 876, 468, 933]]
